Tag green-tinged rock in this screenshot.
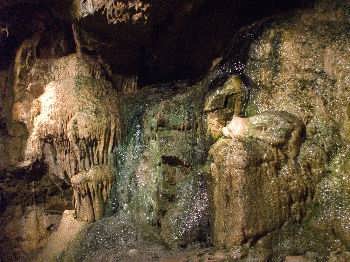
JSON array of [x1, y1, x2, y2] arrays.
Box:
[[105, 83, 211, 249], [204, 76, 243, 113]]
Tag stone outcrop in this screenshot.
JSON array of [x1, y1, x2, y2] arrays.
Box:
[[56, 82, 212, 260], [223, 112, 304, 158], [71, 166, 113, 222], [202, 3, 350, 254], [76, 0, 151, 24], [243, 0, 350, 251], [36, 210, 87, 261], [0, 34, 124, 257], [115, 83, 211, 248], [209, 111, 310, 247]]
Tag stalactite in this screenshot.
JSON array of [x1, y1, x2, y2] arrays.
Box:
[[71, 165, 113, 222], [10, 50, 122, 222], [72, 23, 82, 57]]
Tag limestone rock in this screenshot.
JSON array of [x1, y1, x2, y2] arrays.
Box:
[[36, 210, 87, 261], [76, 0, 151, 24], [2, 0, 350, 260], [119, 84, 210, 248], [0, 203, 66, 261], [285, 256, 310, 262], [244, 0, 350, 249], [311, 149, 350, 246], [71, 166, 113, 222], [9, 34, 121, 223], [223, 111, 304, 159], [209, 111, 311, 248], [328, 251, 350, 262], [204, 76, 243, 113], [204, 76, 245, 139]]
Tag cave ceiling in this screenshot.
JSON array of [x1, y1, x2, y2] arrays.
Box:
[[0, 0, 312, 84]]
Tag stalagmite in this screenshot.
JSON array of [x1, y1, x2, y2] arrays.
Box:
[[71, 166, 113, 222]]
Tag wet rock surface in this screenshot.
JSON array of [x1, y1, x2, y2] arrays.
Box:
[[209, 111, 308, 248], [242, 0, 350, 258], [12, 47, 121, 223], [0, 160, 73, 260], [113, 83, 211, 248], [0, 33, 123, 259], [2, 0, 350, 261]]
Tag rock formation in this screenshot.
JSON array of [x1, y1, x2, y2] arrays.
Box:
[[244, 1, 350, 254], [194, 0, 350, 258], [15, 49, 121, 222], [2, 0, 350, 261], [210, 111, 307, 247]]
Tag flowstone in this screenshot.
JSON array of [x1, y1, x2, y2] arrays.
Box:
[[209, 111, 310, 248], [8, 33, 122, 227]]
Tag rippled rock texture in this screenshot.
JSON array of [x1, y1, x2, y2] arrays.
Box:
[[241, 0, 350, 257], [0, 33, 123, 259], [194, 0, 350, 258], [113, 82, 211, 248], [12, 38, 121, 222], [2, 0, 350, 261], [210, 111, 307, 248]]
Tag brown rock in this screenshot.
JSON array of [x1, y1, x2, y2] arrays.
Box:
[[285, 256, 310, 262], [9, 35, 122, 223], [205, 76, 245, 139], [209, 111, 309, 248]]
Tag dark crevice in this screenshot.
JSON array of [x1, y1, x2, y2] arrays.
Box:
[[161, 156, 190, 168]]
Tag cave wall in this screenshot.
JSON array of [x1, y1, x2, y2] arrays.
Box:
[[0, 0, 313, 80], [2, 0, 350, 261], [244, 1, 350, 255], [206, 1, 350, 259]]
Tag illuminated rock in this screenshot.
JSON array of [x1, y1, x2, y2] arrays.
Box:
[[11, 38, 121, 222], [209, 111, 308, 248]]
